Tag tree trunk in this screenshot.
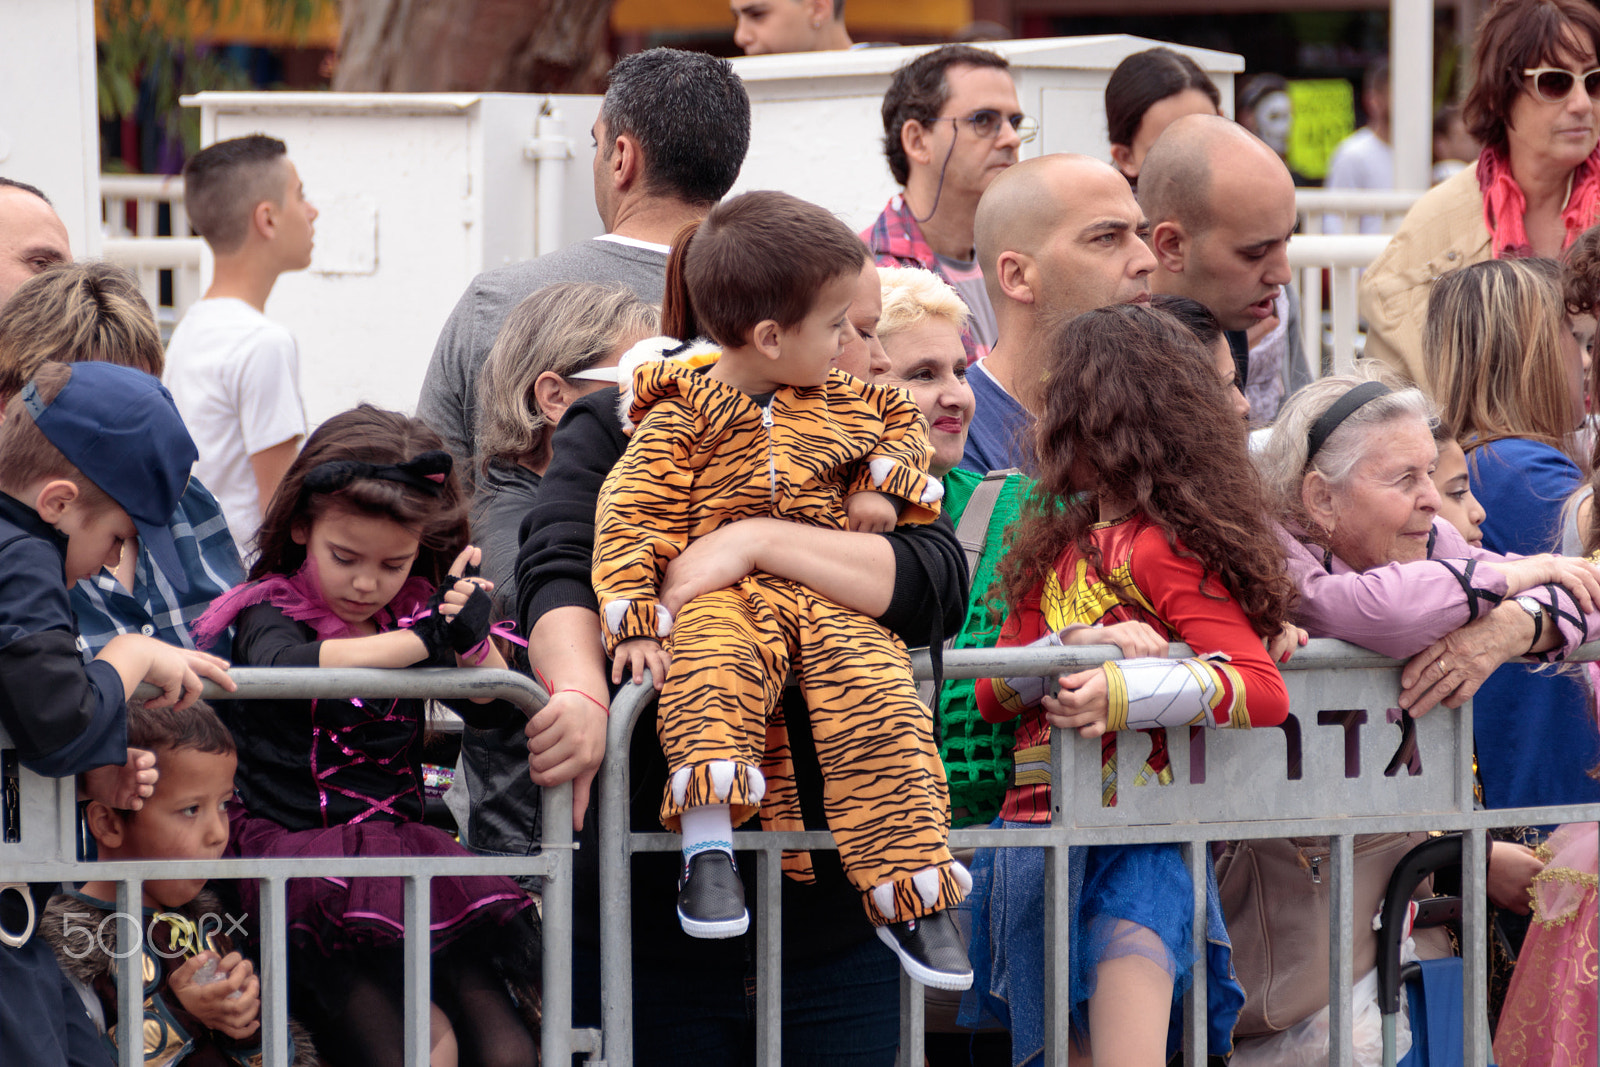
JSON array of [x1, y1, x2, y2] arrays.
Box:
[[334, 0, 617, 94]]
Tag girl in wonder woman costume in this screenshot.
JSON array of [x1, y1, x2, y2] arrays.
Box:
[[961, 305, 1296, 1065], [192, 405, 538, 1067]]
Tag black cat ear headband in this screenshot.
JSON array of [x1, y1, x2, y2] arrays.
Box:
[[301, 450, 453, 496]]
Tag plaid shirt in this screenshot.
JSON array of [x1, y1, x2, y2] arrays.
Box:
[[861, 193, 987, 363], [72, 478, 245, 659]]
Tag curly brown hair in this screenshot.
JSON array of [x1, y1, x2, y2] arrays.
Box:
[[995, 304, 1295, 637]]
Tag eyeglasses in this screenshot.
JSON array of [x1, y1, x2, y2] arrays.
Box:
[[1522, 66, 1600, 103], [937, 109, 1039, 143]]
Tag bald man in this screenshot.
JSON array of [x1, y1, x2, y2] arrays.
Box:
[[959, 153, 1155, 473], [1139, 115, 1306, 402], [0, 179, 70, 307]]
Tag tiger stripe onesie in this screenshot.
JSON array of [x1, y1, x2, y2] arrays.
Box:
[[594, 353, 971, 927]]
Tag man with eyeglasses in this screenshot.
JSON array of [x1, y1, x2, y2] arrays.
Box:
[[864, 44, 1031, 364]]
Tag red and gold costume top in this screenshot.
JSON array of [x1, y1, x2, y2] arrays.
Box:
[[976, 513, 1289, 822]]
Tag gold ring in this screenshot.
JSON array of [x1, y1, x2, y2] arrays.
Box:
[[1439, 657, 1451, 674]]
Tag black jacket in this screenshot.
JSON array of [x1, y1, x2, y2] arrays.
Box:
[[511, 385, 968, 978]]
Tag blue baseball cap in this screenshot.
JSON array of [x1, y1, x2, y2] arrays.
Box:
[[20, 362, 199, 593]]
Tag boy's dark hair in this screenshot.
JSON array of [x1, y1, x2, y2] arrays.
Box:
[[661, 191, 867, 347], [183, 135, 289, 255], [881, 45, 1011, 186], [0, 176, 51, 205], [0, 261, 163, 399], [0, 362, 114, 511], [601, 49, 751, 206], [252, 404, 470, 587], [1104, 48, 1220, 151], [127, 700, 236, 757]]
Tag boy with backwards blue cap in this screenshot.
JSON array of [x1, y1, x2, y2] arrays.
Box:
[[0, 360, 236, 1066]]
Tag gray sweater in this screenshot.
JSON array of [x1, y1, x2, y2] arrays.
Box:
[[418, 237, 667, 487]]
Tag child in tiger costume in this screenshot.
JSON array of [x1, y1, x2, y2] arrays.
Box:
[[592, 191, 972, 990]]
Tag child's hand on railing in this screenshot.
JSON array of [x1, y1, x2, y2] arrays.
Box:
[[613, 637, 671, 688], [1265, 623, 1309, 664], [1041, 668, 1110, 737], [1061, 620, 1167, 659], [80, 747, 157, 810], [171, 950, 261, 1039]]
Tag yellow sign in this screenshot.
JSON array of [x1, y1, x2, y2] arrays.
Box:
[[1287, 79, 1355, 182]]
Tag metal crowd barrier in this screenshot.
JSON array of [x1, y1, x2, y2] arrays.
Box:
[[599, 637, 1600, 1067], [0, 667, 597, 1067]]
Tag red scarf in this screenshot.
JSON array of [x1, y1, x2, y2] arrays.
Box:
[[1478, 144, 1600, 258]]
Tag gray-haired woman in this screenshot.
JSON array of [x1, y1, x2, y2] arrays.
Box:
[[472, 282, 658, 605], [452, 281, 655, 865]]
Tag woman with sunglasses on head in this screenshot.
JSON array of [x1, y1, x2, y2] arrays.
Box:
[[452, 282, 656, 866], [1361, 0, 1600, 388]]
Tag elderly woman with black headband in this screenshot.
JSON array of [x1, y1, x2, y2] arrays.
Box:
[[1259, 367, 1600, 738], [1221, 366, 1600, 1055]]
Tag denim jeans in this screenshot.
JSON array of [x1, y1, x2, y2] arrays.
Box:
[[576, 932, 900, 1067]]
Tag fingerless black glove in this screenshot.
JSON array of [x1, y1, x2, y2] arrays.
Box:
[[409, 582, 495, 657]]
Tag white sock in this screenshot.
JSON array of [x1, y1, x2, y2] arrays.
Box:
[[679, 804, 734, 862]]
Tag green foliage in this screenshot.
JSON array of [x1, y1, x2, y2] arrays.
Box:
[[97, 0, 334, 157]]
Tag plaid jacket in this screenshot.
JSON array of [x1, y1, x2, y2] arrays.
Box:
[[72, 477, 245, 659], [861, 193, 987, 363]]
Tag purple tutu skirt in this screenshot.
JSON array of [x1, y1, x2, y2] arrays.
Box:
[[226, 806, 532, 958]]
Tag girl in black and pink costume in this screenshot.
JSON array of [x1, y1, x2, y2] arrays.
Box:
[[193, 405, 538, 1067]]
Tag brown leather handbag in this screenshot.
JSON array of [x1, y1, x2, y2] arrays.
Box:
[[1216, 833, 1450, 1037]]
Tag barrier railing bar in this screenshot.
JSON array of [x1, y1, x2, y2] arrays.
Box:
[[116, 879, 140, 1067], [1181, 840, 1207, 1064], [404, 875, 431, 1066], [896, 971, 925, 1067], [601, 675, 656, 1067], [623, 805, 1600, 847], [757, 848, 783, 1066], [261, 876, 290, 1067], [1462, 826, 1489, 1062], [81, 667, 588, 1066], [1329, 833, 1356, 1067], [602, 639, 1600, 1066]]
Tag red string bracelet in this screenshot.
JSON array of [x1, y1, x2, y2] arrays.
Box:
[[554, 688, 611, 716]]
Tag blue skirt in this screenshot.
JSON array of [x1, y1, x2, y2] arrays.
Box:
[[957, 820, 1244, 1065]]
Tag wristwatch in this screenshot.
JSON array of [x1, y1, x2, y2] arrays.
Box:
[[1512, 595, 1545, 654]]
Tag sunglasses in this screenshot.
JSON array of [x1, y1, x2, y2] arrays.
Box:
[[938, 109, 1040, 143], [1522, 65, 1600, 103]]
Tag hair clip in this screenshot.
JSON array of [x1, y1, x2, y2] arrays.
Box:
[[302, 450, 453, 496]]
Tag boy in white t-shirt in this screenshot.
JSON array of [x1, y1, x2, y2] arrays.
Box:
[[165, 135, 317, 554]]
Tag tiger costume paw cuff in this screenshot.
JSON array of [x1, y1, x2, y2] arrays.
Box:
[[853, 458, 943, 523], [662, 760, 767, 829], [601, 598, 674, 653], [867, 860, 973, 926]]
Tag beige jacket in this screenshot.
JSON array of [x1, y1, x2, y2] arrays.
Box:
[[1357, 165, 1491, 391]]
